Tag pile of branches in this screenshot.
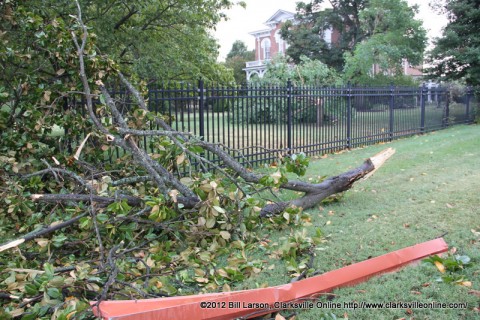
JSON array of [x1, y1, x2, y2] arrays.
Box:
[[0, 2, 394, 319]]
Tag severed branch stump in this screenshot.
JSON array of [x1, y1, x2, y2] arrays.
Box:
[[260, 148, 395, 217]]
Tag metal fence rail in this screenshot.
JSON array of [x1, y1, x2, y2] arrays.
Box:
[[106, 81, 476, 167]]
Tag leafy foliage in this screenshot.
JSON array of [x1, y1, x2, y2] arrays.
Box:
[[2, 0, 235, 83], [281, 0, 426, 85], [0, 1, 116, 164], [343, 0, 427, 84], [1, 166, 322, 318], [251, 55, 342, 87], [284, 153, 310, 177], [224, 40, 255, 84], [427, 0, 480, 86], [281, 0, 369, 71], [423, 253, 473, 287]]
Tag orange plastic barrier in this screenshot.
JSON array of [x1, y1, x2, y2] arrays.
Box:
[[92, 238, 448, 320]]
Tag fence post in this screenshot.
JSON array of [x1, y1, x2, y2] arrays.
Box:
[[420, 83, 426, 133], [466, 86, 472, 123], [389, 83, 395, 141], [287, 79, 293, 152], [198, 79, 205, 139], [346, 82, 352, 149], [444, 88, 450, 127]]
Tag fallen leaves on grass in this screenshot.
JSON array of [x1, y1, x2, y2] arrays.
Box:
[[434, 260, 446, 273]]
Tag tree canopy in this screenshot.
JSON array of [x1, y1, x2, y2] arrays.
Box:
[[252, 55, 342, 86], [224, 40, 255, 84], [281, 0, 426, 84], [1, 0, 236, 82], [427, 0, 480, 86], [281, 0, 369, 71], [343, 0, 427, 84]]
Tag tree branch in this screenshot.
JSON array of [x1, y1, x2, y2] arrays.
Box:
[[31, 193, 143, 206], [22, 167, 95, 193], [0, 212, 88, 252], [113, 7, 138, 30], [260, 148, 396, 217]]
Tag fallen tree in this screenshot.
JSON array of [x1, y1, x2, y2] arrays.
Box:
[[0, 0, 396, 264], [19, 10, 395, 218], [9, 11, 396, 222], [0, 2, 395, 319]]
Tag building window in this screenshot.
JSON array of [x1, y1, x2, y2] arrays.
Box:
[[323, 28, 332, 47], [275, 30, 284, 54], [261, 38, 271, 60]]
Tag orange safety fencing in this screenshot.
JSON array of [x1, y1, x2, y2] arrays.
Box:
[[91, 238, 448, 320]]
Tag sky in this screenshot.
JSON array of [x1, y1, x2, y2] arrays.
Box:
[[213, 0, 448, 61]]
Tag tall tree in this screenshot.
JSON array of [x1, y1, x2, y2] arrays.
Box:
[[226, 40, 253, 60], [343, 0, 426, 83], [427, 0, 480, 85], [224, 40, 254, 84], [281, 0, 369, 71]]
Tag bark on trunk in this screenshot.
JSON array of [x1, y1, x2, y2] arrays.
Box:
[[260, 148, 395, 217]]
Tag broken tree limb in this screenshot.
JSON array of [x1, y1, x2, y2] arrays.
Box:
[[31, 193, 143, 207], [21, 167, 95, 193], [90, 59, 396, 218], [0, 212, 88, 252], [260, 148, 396, 217]]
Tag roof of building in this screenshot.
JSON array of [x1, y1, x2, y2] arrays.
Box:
[[249, 9, 295, 37], [264, 9, 295, 27]]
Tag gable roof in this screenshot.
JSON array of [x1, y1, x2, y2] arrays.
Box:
[[264, 9, 295, 27]]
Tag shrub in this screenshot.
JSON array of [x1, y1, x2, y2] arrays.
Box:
[[207, 98, 231, 112]]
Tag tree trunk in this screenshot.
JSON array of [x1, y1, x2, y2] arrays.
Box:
[[260, 148, 395, 216]]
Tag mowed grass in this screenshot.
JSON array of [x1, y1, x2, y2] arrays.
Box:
[[167, 105, 451, 151], [236, 124, 480, 319]]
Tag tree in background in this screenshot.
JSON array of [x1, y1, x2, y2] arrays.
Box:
[[224, 40, 255, 84], [281, 0, 369, 71], [343, 0, 426, 84], [427, 0, 480, 86], [252, 55, 342, 86], [281, 0, 426, 85]]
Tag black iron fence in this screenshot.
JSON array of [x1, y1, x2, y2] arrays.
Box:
[[107, 81, 476, 166]]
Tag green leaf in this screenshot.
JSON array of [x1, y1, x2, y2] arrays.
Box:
[[43, 263, 55, 278], [24, 283, 39, 295], [21, 313, 38, 320], [206, 217, 216, 229], [213, 206, 225, 214], [52, 234, 68, 248], [96, 213, 109, 223], [47, 287, 62, 299], [188, 145, 204, 153]]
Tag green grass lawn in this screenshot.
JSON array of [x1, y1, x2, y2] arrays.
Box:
[[237, 124, 480, 319], [169, 106, 449, 151], [133, 106, 455, 160]]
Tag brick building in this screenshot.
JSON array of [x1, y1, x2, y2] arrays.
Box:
[[244, 9, 422, 81]]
